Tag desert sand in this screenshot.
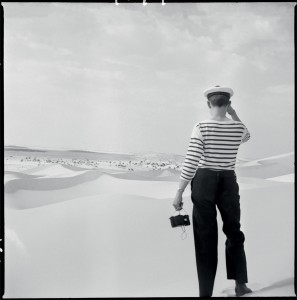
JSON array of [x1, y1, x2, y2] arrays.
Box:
[[4, 148, 295, 298]]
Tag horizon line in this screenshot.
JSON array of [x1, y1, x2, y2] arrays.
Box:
[[4, 144, 294, 162], [4, 144, 185, 157]]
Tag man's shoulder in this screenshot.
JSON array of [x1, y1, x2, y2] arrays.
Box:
[[195, 119, 244, 126], [194, 119, 210, 126]]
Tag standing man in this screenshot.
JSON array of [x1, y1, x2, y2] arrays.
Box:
[[173, 86, 252, 297]]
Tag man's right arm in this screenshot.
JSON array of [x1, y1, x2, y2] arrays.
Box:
[[230, 111, 241, 122], [228, 107, 251, 144]]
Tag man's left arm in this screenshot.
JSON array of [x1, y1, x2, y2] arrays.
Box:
[[173, 124, 204, 210]]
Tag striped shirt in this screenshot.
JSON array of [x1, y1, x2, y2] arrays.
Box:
[[180, 119, 250, 182]]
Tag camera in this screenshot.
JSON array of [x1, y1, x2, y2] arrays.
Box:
[[169, 214, 191, 228]]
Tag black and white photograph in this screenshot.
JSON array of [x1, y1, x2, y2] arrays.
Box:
[[3, 1, 295, 298]]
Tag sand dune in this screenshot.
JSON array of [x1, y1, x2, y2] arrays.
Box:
[[5, 165, 181, 196], [5, 193, 197, 297], [4, 172, 40, 185], [5, 164, 290, 210], [157, 169, 178, 178], [236, 159, 294, 179], [256, 151, 293, 163], [4, 151, 295, 298], [5, 165, 285, 196], [266, 173, 294, 183], [5, 169, 182, 210], [4, 172, 294, 298], [5, 168, 103, 194], [110, 169, 179, 182], [4, 170, 40, 178], [241, 152, 293, 165], [22, 164, 88, 177]]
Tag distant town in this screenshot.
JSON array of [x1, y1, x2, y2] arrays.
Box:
[[4, 146, 184, 172]]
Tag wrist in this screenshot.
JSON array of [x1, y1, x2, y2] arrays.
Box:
[[177, 188, 184, 193]]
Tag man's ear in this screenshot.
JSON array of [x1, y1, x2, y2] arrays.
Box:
[[207, 101, 211, 108]]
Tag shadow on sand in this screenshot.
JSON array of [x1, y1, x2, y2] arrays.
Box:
[[252, 277, 295, 295], [222, 277, 294, 297]]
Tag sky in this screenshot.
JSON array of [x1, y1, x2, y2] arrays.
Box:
[[3, 2, 295, 159]]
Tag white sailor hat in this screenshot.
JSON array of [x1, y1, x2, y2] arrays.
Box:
[[203, 85, 234, 98]]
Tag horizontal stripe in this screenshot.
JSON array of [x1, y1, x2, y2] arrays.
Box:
[[198, 165, 235, 170], [191, 137, 203, 142], [181, 168, 195, 175], [183, 166, 195, 174], [183, 163, 197, 171], [190, 141, 203, 148], [202, 134, 242, 138], [204, 139, 242, 142], [199, 122, 245, 126], [200, 127, 245, 131], [184, 161, 197, 166], [204, 155, 237, 158], [204, 148, 239, 152], [180, 176, 191, 181], [200, 157, 236, 163], [204, 142, 241, 146], [183, 166, 198, 172], [197, 165, 232, 170], [202, 155, 237, 160], [186, 155, 203, 161], [204, 150, 238, 155], [180, 174, 192, 181], [198, 160, 235, 167], [198, 163, 236, 169], [217, 164, 235, 168], [181, 169, 195, 177], [202, 153, 237, 158], [189, 146, 204, 151], [200, 130, 244, 134], [199, 122, 244, 126], [199, 159, 236, 165], [204, 147, 239, 151], [187, 149, 204, 155], [188, 149, 203, 155], [188, 144, 204, 151], [188, 144, 203, 151], [203, 154, 237, 159], [185, 157, 200, 164], [204, 150, 238, 153]]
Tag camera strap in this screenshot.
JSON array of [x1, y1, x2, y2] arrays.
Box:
[[181, 208, 188, 240], [173, 208, 189, 240], [172, 207, 188, 216], [180, 225, 187, 240]]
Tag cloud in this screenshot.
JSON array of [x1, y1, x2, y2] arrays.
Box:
[[3, 2, 294, 158], [264, 84, 294, 96]]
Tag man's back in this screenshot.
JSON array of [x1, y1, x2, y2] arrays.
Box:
[[180, 119, 250, 181]]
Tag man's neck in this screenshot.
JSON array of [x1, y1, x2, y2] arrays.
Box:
[[210, 107, 229, 121]]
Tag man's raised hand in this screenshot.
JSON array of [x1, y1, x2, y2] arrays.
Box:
[[227, 102, 236, 115]]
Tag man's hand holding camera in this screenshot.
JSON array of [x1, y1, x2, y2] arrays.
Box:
[[173, 188, 184, 211]]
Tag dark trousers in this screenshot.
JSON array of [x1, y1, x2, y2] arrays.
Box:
[[191, 168, 248, 297]]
